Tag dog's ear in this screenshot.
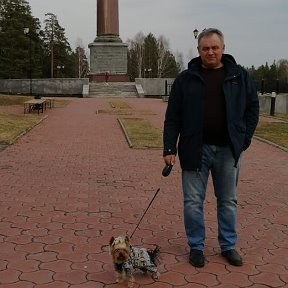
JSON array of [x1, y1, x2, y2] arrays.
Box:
[[125, 235, 130, 245], [109, 236, 115, 246], [109, 237, 115, 255]]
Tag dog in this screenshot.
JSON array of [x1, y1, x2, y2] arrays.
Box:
[[109, 236, 160, 287]]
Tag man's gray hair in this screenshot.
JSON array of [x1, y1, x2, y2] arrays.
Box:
[[197, 28, 225, 47]]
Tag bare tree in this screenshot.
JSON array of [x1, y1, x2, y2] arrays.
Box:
[[175, 51, 184, 71], [187, 48, 196, 62], [75, 38, 89, 78], [75, 45, 89, 78], [157, 35, 169, 77], [127, 31, 181, 79], [127, 31, 145, 77]]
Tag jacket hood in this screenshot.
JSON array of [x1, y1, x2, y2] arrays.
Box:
[[188, 53, 237, 69]]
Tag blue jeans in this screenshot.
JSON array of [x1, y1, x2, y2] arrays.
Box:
[[182, 144, 241, 252]]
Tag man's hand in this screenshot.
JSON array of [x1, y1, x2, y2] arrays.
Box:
[[163, 155, 176, 166]]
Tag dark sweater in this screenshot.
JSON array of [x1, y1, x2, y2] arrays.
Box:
[[201, 67, 229, 146]]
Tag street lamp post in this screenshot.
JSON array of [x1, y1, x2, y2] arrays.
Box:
[[57, 65, 65, 78], [24, 28, 40, 96], [24, 28, 32, 95], [144, 68, 152, 78], [148, 68, 152, 78], [45, 13, 56, 78], [193, 28, 206, 39]]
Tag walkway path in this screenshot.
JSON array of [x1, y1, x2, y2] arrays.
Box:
[[0, 98, 287, 287]]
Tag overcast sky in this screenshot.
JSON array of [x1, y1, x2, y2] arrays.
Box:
[[28, 0, 288, 68]]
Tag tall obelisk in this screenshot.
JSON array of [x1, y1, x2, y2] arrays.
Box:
[[96, 0, 120, 41], [88, 0, 129, 82]]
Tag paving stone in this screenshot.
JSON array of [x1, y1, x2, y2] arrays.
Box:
[[186, 271, 219, 286], [27, 251, 58, 262], [2, 282, 35, 288], [15, 242, 45, 254], [45, 242, 74, 254], [218, 271, 252, 286], [0, 269, 21, 283], [40, 260, 72, 272], [87, 270, 116, 284], [71, 260, 104, 273], [69, 282, 104, 288], [0, 260, 8, 271], [250, 272, 286, 287], [20, 269, 54, 284], [53, 270, 88, 285], [57, 251, 88, 262], [35, 282, 69, 288], [8, 259, 40, 272], [165, 262, 198, 275]]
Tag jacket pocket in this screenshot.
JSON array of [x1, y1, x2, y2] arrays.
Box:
[[180, 130, 196, 137], [178, 132, 202, 167], [234, 124, 246, 133]]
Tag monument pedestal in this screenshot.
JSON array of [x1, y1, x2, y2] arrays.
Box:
[[88, 40, 129, 82]]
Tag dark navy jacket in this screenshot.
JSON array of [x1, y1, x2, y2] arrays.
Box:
[[163, 54, 259, 171]]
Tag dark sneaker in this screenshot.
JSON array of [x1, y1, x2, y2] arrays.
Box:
[[189, 249, 205, 267], [221, 249, 243, 266]]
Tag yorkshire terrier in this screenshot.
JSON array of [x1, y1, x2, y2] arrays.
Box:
[[109, 236, 160, 287]]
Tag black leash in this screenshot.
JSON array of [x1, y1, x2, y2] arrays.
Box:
[[130, 188, 160, 239]]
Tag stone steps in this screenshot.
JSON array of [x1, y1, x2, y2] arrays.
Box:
[[88, 82, 138, 98]]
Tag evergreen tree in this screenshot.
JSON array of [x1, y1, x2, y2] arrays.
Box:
[[127, 32, 181, 79], [248, 60, 288, 93], [143, 33, 158, 78], [277, 59, 288, 92], [42, 13, 73, 78], [0, 0, 42, 79], [157, 35, 181, 77], [160, 50, 181, 78], [269, 61, 278, 92]]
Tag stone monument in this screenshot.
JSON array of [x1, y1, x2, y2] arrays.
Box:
[[88, 0, 129, 82]]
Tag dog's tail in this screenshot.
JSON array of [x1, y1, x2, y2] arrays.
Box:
[[147, 245, 161, 266]]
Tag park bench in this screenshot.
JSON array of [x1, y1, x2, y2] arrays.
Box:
[[42, 97, 55, 109], [24, 99, 46, 114]]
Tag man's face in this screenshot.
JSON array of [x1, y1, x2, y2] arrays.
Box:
[[197, 34, 225, 69]]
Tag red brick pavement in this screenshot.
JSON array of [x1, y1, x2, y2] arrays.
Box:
[[0, 98, 287, 288]]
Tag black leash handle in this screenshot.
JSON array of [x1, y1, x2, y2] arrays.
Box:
[[130, 188, 160, 239], [162, 164, 173, 177]]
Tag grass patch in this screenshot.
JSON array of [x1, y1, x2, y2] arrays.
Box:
[[0, 95, 33, 105], [119, 117, 163, 149], [0, 95, 69, 146], [261, 112, 288, 121], [0, 94, 70, 108], [255, 122, 288, 149], [0, 113, 45, 145], [98, 100, 154, 115], [109, 100, 131, 109]]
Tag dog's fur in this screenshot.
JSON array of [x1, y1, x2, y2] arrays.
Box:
[[109, 236, 160, 287]]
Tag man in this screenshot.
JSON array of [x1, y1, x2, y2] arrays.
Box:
[[163, 28, 259, 267]]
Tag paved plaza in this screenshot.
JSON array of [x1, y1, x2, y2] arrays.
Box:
[[0, 97, 287, 287]]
